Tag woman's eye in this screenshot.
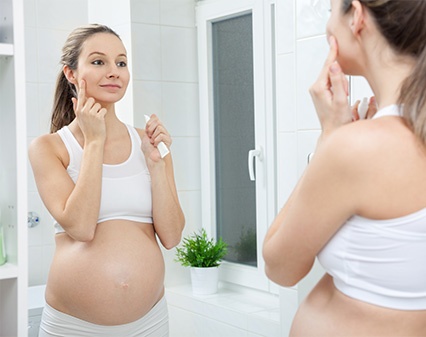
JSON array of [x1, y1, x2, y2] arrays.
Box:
[[117, 61, 127, 67], [92, 60, 104, 65]]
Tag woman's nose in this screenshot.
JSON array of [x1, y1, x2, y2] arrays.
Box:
[[107, 64, 119, 78]]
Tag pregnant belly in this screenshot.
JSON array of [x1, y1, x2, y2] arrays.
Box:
[[46, 220, 165, 325]]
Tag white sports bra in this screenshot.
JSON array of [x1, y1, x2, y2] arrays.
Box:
[[54, 124, 153, 234], [318, 105, 426, 310]]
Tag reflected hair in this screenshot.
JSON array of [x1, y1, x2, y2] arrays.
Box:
[[342, 0, 426, 143], [50, 24, 120, 133]]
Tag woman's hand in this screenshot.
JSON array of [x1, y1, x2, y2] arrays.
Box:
[[351, 96, 378, 120], [71, 80, 107, 144], [142, 114, 172, 162], [309, 36, 352, 135]]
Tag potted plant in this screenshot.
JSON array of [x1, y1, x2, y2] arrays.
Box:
[[175, 228, 227, 295]]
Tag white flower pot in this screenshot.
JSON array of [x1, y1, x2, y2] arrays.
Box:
[[190, 266, 219, 295]]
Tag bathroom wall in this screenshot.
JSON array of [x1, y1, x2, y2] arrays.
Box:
[[25, 0, 200, 287]]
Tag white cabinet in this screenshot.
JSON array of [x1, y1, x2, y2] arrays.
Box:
[[0, 0, 28, 335]]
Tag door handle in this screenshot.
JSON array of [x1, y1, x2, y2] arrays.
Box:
[[248, 148, 263, 181]]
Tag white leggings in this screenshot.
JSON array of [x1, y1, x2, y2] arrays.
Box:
[[38, 296, 169, 337]]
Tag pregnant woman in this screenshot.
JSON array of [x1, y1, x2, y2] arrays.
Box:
[[29, 24, 185, 336], [263, 1, 426, 336]]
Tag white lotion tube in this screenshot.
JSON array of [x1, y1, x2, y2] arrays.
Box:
[[144, 115, 170, 158], [357, 97, 369, 120]]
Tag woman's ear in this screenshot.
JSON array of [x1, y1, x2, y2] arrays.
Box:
[[63, 65, 77, 85], [350, 0, 366, 36]]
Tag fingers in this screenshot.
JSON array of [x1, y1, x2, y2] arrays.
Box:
[[352, 100, 361, 121], [329, 61, 349, 106], [145, 114, 172, 147], [309, 35, 354, 132], [366, 96, 378, 119], [352, 96, 378, 120], [309, 36, 342, 99], [74, 80, 87, 116], [73, 80, 105, 117], [318, 36, 339, 82]]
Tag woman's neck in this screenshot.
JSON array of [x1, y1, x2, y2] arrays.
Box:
[[361, 36, 415, 110]]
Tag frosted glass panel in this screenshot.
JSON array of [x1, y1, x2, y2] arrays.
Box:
[[212, 14, 257, 267]]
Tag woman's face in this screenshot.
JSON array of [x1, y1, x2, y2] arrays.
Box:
[[326, 0, 360, 75], [73, 32, 130, 105]]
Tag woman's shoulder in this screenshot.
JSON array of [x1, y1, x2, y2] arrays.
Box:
[[315, 117, 418, 181], [325, 117, 413, 158], [29, 132, 61, 153], [29, 132, 67, 164]]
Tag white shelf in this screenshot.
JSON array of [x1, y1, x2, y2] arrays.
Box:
[[166, 283, 280, 336], [0, 263, 18, 280], [0, 43, 14, 56]]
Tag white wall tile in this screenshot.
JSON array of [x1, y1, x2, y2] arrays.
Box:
[[276, 0, 295, 55], [88, 0, 130, 26], [131, 23, 162, 81], [24, 0, 37, 27], [162, 82, 199, 137], [26, 83, 40, 138], [132, 80, 162, 129], [276, 53, 296, 132], [296, 0, 330, 38], [172, 137, 201, 191], [130, 0, 160, 25], [276, 132, 298, 208], [247, 309, 280, 336], [169, 306, 247, 337], [247, 333, 264, 337], [296, 36, 328, 130], [36, 0, 88, 30], [28, 246, 44, 285], [36, 28, 67, 85], [168, 305, 199, 337], [161, 26, 197, 82], [160, 0, 195, 28], [25, 27, 38, 83]]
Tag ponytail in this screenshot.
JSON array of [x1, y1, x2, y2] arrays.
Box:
[[399, 46, 426, 144], [50, 71, 76, 133]]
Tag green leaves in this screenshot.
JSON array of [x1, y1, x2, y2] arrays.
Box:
[[175, 229, 228, 268]]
